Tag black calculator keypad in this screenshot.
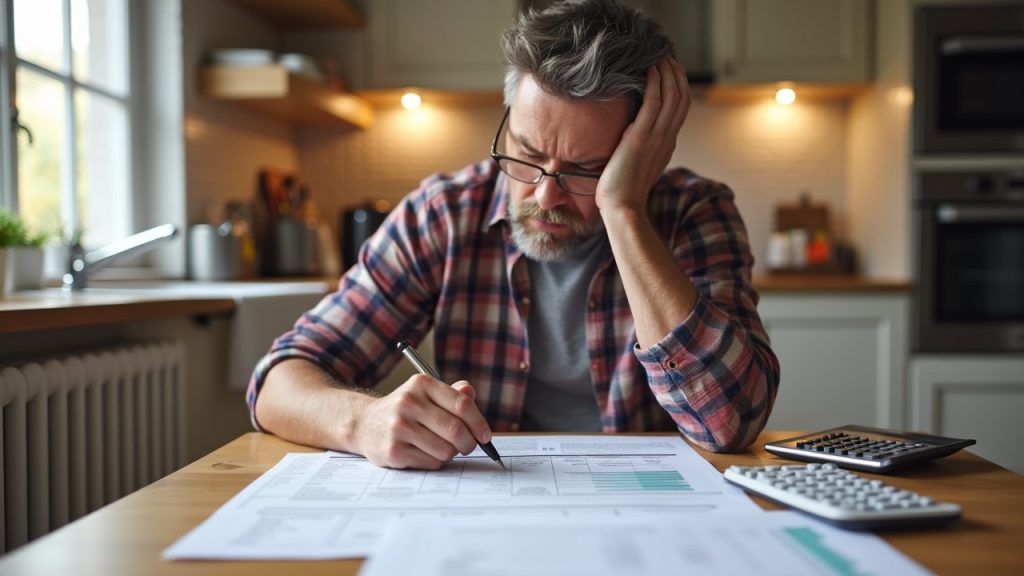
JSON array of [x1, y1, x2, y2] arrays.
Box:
[[795, 432, 927, 460], [765, 426, 977, 472]]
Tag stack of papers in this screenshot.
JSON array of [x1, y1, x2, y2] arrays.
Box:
[[164, 435, 932, 575]]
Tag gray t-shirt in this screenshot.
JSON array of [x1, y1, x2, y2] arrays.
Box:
[[521, 234, 611, 431]]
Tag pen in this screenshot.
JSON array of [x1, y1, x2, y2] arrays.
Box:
[[396, 341, 506, 470]]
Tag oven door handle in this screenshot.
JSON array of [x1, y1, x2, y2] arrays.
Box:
[[937, 204, 1024, 223], [941, 35, 1024, 55]]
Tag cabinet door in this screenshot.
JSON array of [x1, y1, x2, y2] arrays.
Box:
[[712, 0, 872, 84], [758, 294, 907, 431], [367, 0, 518, 90], [910, 357, 1024, 475]]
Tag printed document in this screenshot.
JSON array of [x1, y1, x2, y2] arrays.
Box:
[[164, 435, 758, 560], [359, 510, 933, 576]]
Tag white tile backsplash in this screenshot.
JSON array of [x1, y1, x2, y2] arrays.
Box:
[[186, 89, 849, 277], [294, 99, 849, 274]]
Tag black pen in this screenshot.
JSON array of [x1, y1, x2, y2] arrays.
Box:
[[396, 341, 506, 469]]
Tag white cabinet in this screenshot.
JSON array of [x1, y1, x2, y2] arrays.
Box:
[[366, 0, 519, 90], [758, 293, 908, 431], [711, 0, 873, 84], [910, 356, 1024, 475]]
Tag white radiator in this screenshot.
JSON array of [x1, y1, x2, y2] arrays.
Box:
[[0, 341, 185, 554]]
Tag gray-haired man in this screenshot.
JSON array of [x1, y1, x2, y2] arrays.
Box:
[[250, 0, 780, 469]]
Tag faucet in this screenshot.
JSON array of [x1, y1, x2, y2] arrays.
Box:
[[63, 224, 179, 291]]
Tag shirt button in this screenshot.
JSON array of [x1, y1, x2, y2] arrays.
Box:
[[510, 423, 520, 432], [522, 296, 530, 305], [519, 361, 528, 371], [588, 300, 597, 309]]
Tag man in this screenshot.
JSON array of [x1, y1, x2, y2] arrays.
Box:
[[248, 0, 779, 469]]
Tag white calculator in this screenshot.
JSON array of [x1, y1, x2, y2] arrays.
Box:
[[724, 463, 962, 530]]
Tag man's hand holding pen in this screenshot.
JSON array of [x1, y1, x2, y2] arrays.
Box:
[[350, 352, 496, 470]]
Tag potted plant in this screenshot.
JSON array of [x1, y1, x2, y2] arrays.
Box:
[[0, 207, 48, 294]]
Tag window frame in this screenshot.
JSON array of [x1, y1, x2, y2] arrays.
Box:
[[0, 0, 137, 247], [1, 0, 16, 208]]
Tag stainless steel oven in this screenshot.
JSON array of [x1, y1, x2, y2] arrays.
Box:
[[914, 171, 1024, 352], [914, 3, 1024, 154]]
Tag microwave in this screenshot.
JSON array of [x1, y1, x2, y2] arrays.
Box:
[[914, 3, 1024, 154]]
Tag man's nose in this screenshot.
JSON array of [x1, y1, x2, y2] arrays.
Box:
[[533, 174, 569, 211]]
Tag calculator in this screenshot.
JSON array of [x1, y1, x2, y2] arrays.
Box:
[[764, 425, 976, 473], [724, 463, 962, 530]]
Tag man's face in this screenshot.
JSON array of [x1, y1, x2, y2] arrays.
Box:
[[504, 75, 632, 261]]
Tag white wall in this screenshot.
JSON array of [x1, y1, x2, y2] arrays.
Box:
[[295, 99, 850, 276], [181, 0, 858, 278], [180, 0, 299, 227], [847, 0, 914, 279], [675, 100, 849, 274]]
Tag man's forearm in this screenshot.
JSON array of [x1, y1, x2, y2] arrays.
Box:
[[254, 358, 376, 452], [603, 206, 698, 348]]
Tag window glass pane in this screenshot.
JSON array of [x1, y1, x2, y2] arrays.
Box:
[[14, 0, 66, 72], [16, 68, 68, 240], [72, 0, 127, 94], [76, 89, 130, 248]]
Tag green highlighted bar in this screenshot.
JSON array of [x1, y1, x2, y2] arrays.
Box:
[[783, 527, 868, 576], [587, 471, 692, 491]]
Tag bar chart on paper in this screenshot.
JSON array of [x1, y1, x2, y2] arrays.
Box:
[[164, 436, 761, 561], [360, 511, 934, 576], [512, 455, 695, 495], [584, 471, 691, 492]]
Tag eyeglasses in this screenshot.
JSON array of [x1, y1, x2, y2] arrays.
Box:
[[489, 107, 601, 197]]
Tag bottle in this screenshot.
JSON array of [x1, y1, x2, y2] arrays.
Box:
[[807, 230, 832, 266], [788, 229, 809, 269], [223, 201, 259, 277], [766, 232, 791, 270]]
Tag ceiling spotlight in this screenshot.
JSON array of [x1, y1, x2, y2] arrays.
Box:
[[775, 87, 796, 106], [401, 91, 422, 110]]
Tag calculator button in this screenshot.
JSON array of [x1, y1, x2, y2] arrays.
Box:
[[724, 463, 961, 529]]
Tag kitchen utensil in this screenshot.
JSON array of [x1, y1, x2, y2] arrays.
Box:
[[340, 204, 389, 270], [189, 224, 242, 281]]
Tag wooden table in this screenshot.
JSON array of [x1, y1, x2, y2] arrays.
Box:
[[1, 432, 1022, 575]]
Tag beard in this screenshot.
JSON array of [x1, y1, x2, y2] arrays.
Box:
[[508, 199, 605, 261]]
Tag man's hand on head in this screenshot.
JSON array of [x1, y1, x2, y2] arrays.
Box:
[[596, 57, 691, 214]]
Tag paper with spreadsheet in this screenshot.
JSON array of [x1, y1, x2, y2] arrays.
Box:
[[359, 511, 933, 576], [163, 435, 759, 560]]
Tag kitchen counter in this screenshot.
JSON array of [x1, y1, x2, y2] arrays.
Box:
[[753, 274, 911, 293], [1, 275, 907, 335], [0, 290, 237, 335], [0, 279, 334, 335]]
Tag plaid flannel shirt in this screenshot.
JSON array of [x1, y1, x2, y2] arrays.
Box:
[[247, 160, 779, 452]]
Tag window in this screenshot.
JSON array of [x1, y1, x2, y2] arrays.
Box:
[[1, 0, 131, 249]]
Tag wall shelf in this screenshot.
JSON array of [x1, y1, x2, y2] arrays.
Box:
[[222, 0, 364, 29], [200, 65, 374, 128]]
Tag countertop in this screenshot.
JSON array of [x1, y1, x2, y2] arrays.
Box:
[[0, 274, 909, 335], [753, 273, 911, 293], [0, 290, 237, 335]]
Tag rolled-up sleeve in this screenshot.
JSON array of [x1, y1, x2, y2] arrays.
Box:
[[635, 174, 780, 452], [245, 181, 450, 431]]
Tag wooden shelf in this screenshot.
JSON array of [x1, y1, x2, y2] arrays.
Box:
[[223, 0, 364, 29], [200, 65, 374, 128]]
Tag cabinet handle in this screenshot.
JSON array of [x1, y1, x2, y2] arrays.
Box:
[[936, 204, 1024, 223]]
